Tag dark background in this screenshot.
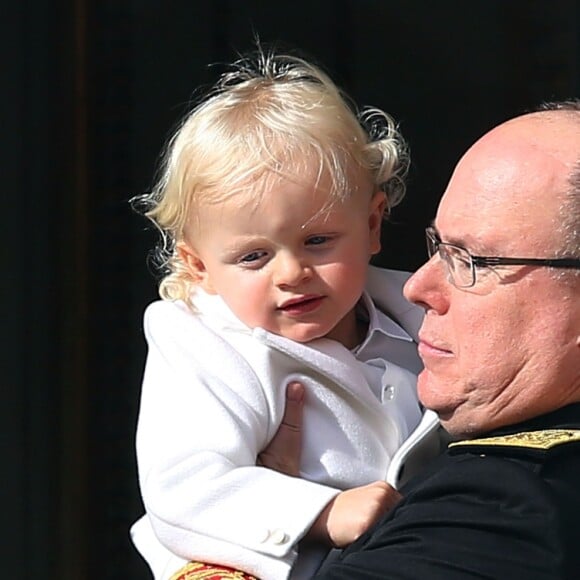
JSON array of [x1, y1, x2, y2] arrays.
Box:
[[4, 1, 578, 578]]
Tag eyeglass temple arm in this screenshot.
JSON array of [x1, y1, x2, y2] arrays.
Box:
[[472, 256, 580, 268]]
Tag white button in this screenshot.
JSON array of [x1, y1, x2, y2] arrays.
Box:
[[383, 385, 395, 400], [269, 529, 288, 545]]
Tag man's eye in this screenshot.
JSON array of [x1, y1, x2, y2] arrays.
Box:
[[455, 255, 472, 270], [443, 246, 470, 268]]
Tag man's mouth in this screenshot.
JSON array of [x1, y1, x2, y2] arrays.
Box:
[[418, 334, 453, 358]]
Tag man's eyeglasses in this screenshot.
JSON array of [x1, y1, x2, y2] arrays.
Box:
[[425, 226, 580, 288]]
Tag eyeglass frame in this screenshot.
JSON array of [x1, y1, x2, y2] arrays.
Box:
[[425, 226, 580, 288]]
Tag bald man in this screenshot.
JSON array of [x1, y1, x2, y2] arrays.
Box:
[[227, 101, 580, 580], [305, 101, 580, 579]]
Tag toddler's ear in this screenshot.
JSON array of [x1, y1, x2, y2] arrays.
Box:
[[176, 242, 216, 294]]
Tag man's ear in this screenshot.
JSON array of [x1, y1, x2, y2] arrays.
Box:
[[368, 190, 387, 256], [176, 241, 216, 294]]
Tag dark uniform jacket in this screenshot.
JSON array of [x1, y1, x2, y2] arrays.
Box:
[[314, 404, 580, 580]]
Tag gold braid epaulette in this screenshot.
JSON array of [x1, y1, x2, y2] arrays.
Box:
[[449, 429, 580, 451]]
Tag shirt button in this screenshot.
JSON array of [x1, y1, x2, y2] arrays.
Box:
[[383, 385, 395, 400]]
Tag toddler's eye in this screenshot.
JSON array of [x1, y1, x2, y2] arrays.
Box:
[[239, 251, 267, 264], [306, 235, 330, 246]]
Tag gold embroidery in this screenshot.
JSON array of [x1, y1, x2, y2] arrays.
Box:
[[449, 429, 580, 451], [170, 561, 258, 580]]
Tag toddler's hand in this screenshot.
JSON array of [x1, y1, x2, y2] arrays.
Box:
[[308, 481, 402, 548]]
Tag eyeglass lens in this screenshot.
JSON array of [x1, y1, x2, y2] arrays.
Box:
[[425, 228, 475, 287]]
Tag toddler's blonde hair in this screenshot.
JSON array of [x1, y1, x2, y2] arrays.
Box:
[[136, 49, 410, 304]]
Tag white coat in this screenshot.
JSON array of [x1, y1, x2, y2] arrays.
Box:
[[131, 266, 440, 579]]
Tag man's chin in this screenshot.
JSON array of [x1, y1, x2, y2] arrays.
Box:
[[417, 393, 462, 434], [439, 410, 487, 439], [417, 373, 446, 411]]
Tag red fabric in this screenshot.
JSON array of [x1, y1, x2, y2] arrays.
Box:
[[170, 561, 258, 580]]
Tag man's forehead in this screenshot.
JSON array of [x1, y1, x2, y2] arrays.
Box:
[[435, 121, 568, 250], [438, 145, 537, 218]]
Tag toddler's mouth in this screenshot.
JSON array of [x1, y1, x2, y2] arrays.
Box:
[[278, 295, 324, 314]]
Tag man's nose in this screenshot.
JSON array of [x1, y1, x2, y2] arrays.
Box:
[[403, 255, 449, 313], [274, 253, 311, 287]]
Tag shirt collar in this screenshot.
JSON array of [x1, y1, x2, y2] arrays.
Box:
[[354, 291, 414, 354], [193, 288, 415, 347]]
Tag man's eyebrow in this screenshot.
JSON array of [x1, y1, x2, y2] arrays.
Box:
[[431, 222, 473, 250], [429, 222, 450, 243]]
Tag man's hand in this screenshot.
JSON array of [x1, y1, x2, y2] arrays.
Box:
[[257, 381, 305, 477]]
